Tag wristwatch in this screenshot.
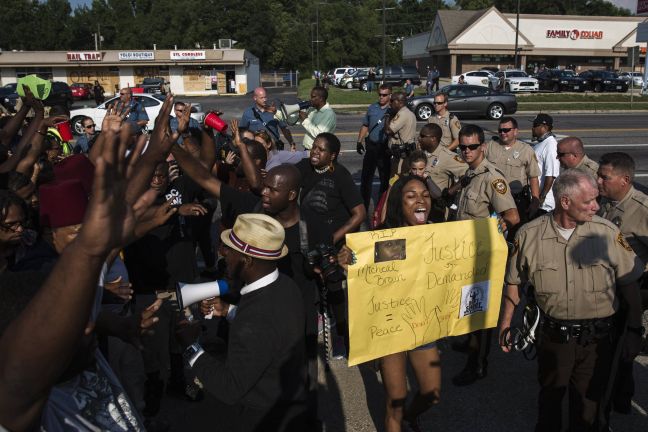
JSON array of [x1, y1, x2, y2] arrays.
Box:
[[626, 325, 645, 336], [183, 342, 205, 367]]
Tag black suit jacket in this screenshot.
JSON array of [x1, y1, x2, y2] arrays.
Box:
[[192, 273, 307, 431]]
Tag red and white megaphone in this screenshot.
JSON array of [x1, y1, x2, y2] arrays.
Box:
[[175, 279, 230, 310]]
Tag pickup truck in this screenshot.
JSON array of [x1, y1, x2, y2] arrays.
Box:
[[139, 77, 165, 94]]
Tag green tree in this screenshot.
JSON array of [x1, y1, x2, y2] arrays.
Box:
[[0, 0, 38, 51]]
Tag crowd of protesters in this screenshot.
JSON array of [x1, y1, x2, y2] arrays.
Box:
[[0, 81, 646, 432]]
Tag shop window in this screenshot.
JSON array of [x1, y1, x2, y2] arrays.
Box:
[[16, 67, 52, 80]]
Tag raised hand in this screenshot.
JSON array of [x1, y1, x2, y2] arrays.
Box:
[[230, 119, 243, 148], [102, 102, 131, 134], [176, 102, 192, 135], [76, 118, 157, 257], [21, 85, 44, 113]]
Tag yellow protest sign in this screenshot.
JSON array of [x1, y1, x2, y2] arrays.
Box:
[[345, 218, 508, 366]]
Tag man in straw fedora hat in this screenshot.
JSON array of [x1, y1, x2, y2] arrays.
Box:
[[180, 213, 307, 431]]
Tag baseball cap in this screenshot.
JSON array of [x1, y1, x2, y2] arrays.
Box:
[[531, 113, 553, 127]]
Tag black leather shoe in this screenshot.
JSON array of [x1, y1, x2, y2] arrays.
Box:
[[452, 367, 486, 386]]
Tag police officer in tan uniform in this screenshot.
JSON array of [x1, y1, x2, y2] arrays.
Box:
[[596, 152, 648, 414], [428, 92, 461, 151], [418, 123, 466, 191], [486, 116, 541, 221], [499, 169, 644, 432], [556, 136, 599, 179], [417, 123, 467, 221], [386, 92, 417, 154], [452, 124, 520, 386]]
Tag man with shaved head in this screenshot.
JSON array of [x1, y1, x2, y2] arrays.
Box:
[[556, 136, 598, 178], [240, 87, 296, 150]]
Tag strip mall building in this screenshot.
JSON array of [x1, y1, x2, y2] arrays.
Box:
[[0, 48, 260, 96], [403, 6, 647, 76]]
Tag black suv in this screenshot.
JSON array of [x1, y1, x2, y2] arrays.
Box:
[[535, 69, 586, 92], [2, 81, 73, 111], [360, 65, 421, 89], [578, 70, 628, 92]]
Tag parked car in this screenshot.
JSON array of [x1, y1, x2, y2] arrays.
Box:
[[138, 77, 166, 94], [535, 69, 586, 92], [332, 67, 356, 86], [494, 70, 539, 93], [618, 71, 644, 88], [69, 93, 205, 135], [70, 83, 93, 100], [0, 83, 17, 111], [1, 81, 73, 111], [369, 65, 421, 88], [578, 70, 628, 92], [480, 66, 500, 74], [407, 84, 517, 121], [451, 70, 499, 89], [338, 69, 367, 89]]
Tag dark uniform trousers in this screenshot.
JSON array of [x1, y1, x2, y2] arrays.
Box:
[[360, 140, 391, 209], [536, 322, 615, 432]]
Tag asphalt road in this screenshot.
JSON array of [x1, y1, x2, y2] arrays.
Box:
[[83, 90, 647, 431], [171, 89, 648, 194]]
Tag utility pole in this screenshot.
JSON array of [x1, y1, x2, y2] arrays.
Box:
[[93, 33, 98, 51], [316, 3, 320, 73], [376, 0, 395, 82], [514, 0, 520, 69], [382, 0, 386, 81]]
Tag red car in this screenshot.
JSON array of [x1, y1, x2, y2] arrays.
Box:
[[70, 83, 92, 100]]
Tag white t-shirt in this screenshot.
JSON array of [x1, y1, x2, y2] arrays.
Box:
[[533, 134, 560, 211]]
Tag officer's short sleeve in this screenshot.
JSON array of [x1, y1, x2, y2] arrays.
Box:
[[505, 231, 525, 285], [611, 229, 644, 286], [362, 109, 371, 128], [526, 149, 541, 178], [390, 113, 406, 135], [239, 108, 252, 129], [450, 117, 461, 139], [488, 176, 517, 213], [138, 103, 149, 121]]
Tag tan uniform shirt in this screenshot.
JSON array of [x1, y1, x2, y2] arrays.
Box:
[[599, 186, 648, 268], [424, 145, 467, 190], [456, 159, 517, 221], [485, 139, 540, 195], [574, 155, 599, 179], [388, 106, 417, 146], [506, 214, 643, 320], [428, 111, 461, 148]]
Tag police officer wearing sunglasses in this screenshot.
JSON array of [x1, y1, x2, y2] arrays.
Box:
[[452, 124, 520, 386], [485, 116, 541, 221]]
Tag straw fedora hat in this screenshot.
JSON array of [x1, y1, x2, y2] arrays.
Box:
[[220, 213, 288, 260]]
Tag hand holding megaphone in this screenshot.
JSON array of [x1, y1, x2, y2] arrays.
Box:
[[275, 101, 312, 126], [200, 297, 230, 319], [176, 279, 230, 310]]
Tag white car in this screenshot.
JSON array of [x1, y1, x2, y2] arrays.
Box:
[[332, 67, 356, 85], [495, 70, 539, 93], [619, 72, 644, 88], [70, 93, 205, 135], [451, 70, 500, 89]]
